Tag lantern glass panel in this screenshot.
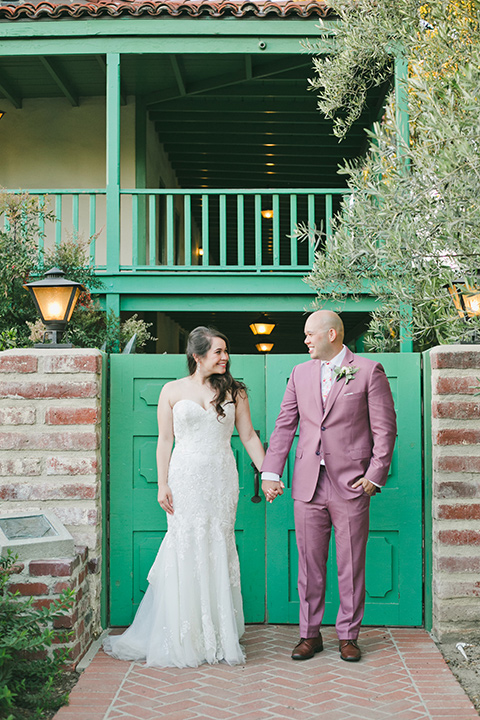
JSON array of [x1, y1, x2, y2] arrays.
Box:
[[448, 286, 464, 317], [32, 286, 75, 322], [463, 292, 480, 316], [250, 321, 275, 335], [67, 287, 81, 321]]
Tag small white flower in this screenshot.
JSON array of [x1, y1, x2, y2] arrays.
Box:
[[333, 366, 359, 385]]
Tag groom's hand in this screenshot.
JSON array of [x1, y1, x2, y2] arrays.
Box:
[[352, 477, 377, 496], [262, 479, 285, 503]]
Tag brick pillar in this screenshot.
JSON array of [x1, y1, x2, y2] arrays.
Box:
[[430, 346, 480, 640], [0, 348, 104, 637]]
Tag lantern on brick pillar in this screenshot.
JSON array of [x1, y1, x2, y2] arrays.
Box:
[[24, 267, 85, 348]]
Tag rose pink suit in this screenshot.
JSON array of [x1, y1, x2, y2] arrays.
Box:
[[262, 348, 397, 639]]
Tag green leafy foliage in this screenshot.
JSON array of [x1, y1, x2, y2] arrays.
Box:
[[0, 552, 74, 719], [305, 0, 480, 350], [0, 193, 156, 353], [0, 192, 50, 348]]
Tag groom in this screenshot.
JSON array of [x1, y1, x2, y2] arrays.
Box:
[[262, 310, 396, 662]]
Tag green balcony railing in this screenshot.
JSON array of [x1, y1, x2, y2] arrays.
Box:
[[2, 188, 348, 273]]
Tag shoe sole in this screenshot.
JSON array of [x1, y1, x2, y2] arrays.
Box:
[[340, 654, 361, 662], [291, 646, 324, 660]]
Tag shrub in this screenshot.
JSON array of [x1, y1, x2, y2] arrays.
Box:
[[0, 552, 75, 719]]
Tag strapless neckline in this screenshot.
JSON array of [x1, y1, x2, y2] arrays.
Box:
[[173, 398, 212, 413]]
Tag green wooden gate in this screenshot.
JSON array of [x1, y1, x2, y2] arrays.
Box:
[[109, 353, 422, 626], [265, 353, 423, 626]]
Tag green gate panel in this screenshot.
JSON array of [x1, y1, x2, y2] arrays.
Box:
[[265, 353, 423, 626], [109, 354, 266, 626]]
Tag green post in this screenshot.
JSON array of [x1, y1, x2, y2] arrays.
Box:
[[400, 302, 413, 352], [106, 293, 120, 353], [394, 49, 410, 168], [135, 96, 147, 266], [422, 350, 433, 631], [100, 350, 108, 628], [106, 53, 121, 273]]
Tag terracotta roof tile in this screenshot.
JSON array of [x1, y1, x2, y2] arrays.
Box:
[[0, 0, 329, 20]]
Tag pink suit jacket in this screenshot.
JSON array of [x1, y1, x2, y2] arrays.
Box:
[[262, 348, 397, 501]]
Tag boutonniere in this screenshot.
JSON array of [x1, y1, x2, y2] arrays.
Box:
[[333, 366, 359, 385]]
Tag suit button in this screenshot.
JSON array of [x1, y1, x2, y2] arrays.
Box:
[[315, 451, 320, 456], [321, 426, 326, 431]]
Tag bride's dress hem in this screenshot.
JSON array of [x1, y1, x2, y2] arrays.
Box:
[[102, 632, 246, 668]]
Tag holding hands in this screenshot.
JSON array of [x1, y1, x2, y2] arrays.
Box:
[[262, 479, 285, 503]]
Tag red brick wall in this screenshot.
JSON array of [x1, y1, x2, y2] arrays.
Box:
[[7, 547, 93, 667], [0, 348, 104, 657], [430, 346, 480, 640]]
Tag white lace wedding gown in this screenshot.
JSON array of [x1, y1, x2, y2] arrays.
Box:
[[103, 399, 245, 668]]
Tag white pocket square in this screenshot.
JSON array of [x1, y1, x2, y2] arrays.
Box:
[[344, 392, 354, 396]]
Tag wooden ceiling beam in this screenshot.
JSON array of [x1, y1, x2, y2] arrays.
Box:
[[163, 139, 360, 151], [188, 82, 310, 99], [171, 154, 350, 172], [169, 150, 353, 160], [169, 55, 187, 97], [0, 77, 21, 108], [160, 133, 363, 145], [145, 59, 312, 106], [38, 56, 79, 107], [151, 97, 316, 113], [151, 111, 320, 123], [154, 118, 335, 130], [174, 168, 342, 179]]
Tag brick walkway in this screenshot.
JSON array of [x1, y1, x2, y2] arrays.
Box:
[[54, 626, 478, 720]]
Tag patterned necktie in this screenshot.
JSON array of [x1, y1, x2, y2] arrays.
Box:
[[322, 361, 332, 404]]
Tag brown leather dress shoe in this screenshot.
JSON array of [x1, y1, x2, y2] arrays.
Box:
[[291, 634, 324, 660], [339, 639, 361, 662]]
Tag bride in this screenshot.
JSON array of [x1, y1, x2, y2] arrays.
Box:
[[103, 326, 273, 667]]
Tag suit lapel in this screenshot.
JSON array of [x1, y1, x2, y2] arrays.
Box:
[[322, 348, 356, 420]]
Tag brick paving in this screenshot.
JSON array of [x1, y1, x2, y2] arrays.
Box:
[[54, 626, 479, 720]]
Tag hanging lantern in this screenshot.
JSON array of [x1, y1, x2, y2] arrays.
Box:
[[249, 315, 276, 336], [256, 342, 274, 353]]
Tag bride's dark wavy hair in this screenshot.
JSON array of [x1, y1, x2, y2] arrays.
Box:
[[186, 326, 247, 419]]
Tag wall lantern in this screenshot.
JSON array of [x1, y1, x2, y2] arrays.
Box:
[[261, 209, 273, 220], [0, 111, 5, 120], [448, 278, 480, 319], [24, 267, 85, 348], [249, 315, 276, 336], [256, 342, 274, 353], [447, 277, 480, 343]]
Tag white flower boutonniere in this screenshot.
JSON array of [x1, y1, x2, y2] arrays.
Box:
[[333, 366, 359, 385]]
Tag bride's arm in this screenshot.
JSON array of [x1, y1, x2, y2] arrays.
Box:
[[156, 386, 175, 514], [234, 391, 265, 472]]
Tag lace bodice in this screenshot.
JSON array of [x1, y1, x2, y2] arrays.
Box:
[[172, 398, 235, 451]]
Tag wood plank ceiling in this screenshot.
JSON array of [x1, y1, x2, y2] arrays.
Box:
[[0, 53, 390, 189]]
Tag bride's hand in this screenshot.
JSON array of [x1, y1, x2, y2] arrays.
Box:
[[262, 479, 284, 503], [158, 485, 174, 515]]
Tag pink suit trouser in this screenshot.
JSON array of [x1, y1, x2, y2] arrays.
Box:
[[294, 466, 370, 640]]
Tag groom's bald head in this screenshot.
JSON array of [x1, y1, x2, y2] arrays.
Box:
[[304, 310, 344, 360]]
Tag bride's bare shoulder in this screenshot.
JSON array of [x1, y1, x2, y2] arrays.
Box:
[[160, 377, 190, 404]]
